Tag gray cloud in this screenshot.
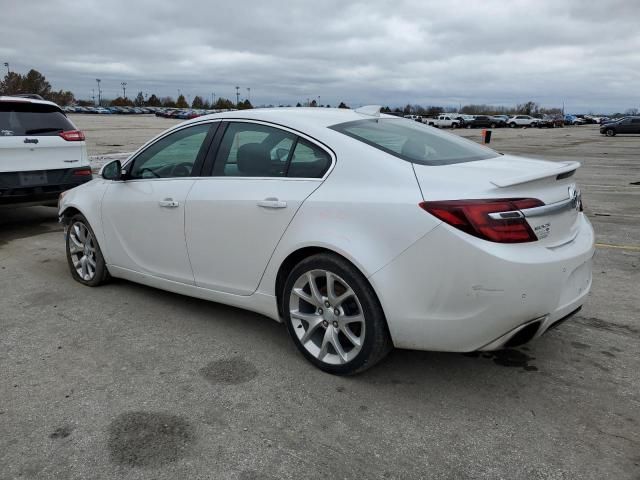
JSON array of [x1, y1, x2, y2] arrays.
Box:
[[1, 0, 639, 112]]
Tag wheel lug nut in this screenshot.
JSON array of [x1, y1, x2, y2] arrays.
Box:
[[322, 320, 329, 327], [334, 308, 340, 316], [325, 301, 330, 308], [333, 321, 338, 328], [318, 308, 323, 315]]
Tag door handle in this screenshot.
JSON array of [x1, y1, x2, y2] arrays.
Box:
[[257, 198, 287, 209], [159, 198, 179, 208]]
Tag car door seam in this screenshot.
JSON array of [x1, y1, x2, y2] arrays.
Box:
[[183, 179, 199, 284]]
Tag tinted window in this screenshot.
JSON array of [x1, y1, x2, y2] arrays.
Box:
[[214, 122, 296, 177], [631, 119, 640, 124], [0, 101, 74, 136], [129, 123, 210, 179], [330, 118, 498, 166], [288, 139, 331, 178]]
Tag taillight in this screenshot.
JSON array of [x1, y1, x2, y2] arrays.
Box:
[[419, 198, 544, 243], [59, 130, 85, 141], [73, 168, 92, 176]]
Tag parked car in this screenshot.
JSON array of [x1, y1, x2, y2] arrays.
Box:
[[0, 96, 91, 207], [59, 107, 594, 374], [465, 115, 502, 129], [453, 114, 475, 127], [58, 106, 593, 374], [600, 116, 640, 136], [536, 115, 564, 128], [426, 114, 461, 128], [563, 114, 585, 126], [508, 115, 539, 128], [491, 115, 510, 124]]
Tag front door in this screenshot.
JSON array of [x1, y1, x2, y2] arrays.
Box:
[[101, 122, 213, 284]]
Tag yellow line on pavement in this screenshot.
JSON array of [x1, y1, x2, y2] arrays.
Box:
[[595, 243, 640, 251]]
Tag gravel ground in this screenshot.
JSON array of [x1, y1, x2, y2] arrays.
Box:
[[1, 115, 639, 479]]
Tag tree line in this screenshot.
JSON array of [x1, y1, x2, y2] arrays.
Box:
[[2, 68, 637, 115], [0, 68, 253, 110]]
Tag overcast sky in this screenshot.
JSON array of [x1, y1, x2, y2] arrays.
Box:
[[1, 0, 639, 112]]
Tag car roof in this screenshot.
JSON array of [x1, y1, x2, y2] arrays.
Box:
[[180, 107, 401, 139], [0, 95, 62, 110]]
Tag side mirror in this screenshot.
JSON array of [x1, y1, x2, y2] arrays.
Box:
[[100, 160, 123, 180]]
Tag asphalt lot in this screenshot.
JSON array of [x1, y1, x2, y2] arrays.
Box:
[[1, 116, 639, 479]]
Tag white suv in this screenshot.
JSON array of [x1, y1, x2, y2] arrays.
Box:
[[508, 115, 539, 128], [0, 96, 91, 207]]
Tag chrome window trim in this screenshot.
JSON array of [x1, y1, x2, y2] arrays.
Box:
[[212, 118, 336, 181]]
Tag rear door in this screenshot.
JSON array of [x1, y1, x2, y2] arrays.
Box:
[[185, 121, 332, 295], [0, 100, 85, 174]]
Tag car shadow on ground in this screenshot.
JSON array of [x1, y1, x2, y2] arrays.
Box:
[[0, 206, 60, 246], [107, 277, 555, 392]]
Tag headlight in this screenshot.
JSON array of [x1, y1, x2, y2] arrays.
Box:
[[58, 190, 68, 210]]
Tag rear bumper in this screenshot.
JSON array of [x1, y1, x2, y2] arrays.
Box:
[[369, 214, 595, 352], [0, 168, 92, 207]]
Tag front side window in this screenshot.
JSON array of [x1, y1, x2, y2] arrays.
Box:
[[214, 122, 296, 177], [129, 123, 210, 179], [330, 118, 498, 166]]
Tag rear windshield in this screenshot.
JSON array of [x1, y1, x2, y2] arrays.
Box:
[[330, 118, 499, 165], [0, 101, 74, 136]]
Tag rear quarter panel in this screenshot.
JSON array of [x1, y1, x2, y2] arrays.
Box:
[[257, 132, 440, 297]]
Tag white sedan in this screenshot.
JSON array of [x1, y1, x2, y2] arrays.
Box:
[[58, 107, 594, 374]]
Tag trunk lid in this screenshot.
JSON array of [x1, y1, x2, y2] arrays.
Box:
[[414, 155, 582, 246]]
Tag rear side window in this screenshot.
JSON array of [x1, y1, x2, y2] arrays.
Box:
[[214, 122, 296, 177], [213, 122, 331, 178], [288, 139, 331, 178], [330, 118, 498, 166], [0, 101, 74, 136]]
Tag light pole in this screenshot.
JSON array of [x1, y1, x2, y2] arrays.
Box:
[[235, 86, 240, 107], [121, 82, 127, 99], [3, 62, 9, 75], [91, 88, 95, 106], [96, 79, 102, 106], [211, 92, 215, 107], [246, 87, 251, 103]]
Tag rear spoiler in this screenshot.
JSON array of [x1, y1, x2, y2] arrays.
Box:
[[490, 161, 580, 188]]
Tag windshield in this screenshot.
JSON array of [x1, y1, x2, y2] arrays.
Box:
[[330, 118, 499, 166], [0, 101, 74, 136]]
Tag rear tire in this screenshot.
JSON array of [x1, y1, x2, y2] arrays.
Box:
[[282, 253, 392, 375], [490, 123, 496, 128], [65, 213, 110, 287]]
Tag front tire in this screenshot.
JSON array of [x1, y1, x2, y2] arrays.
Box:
[[605, 128, 616, 137], [509, 122, 516, 128], [282, 253, 392, 375], [65, 213, 110, 286]]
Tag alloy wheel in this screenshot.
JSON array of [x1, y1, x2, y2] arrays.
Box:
[[289, 269, 365, 365], [68, 221, 97, 281]]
